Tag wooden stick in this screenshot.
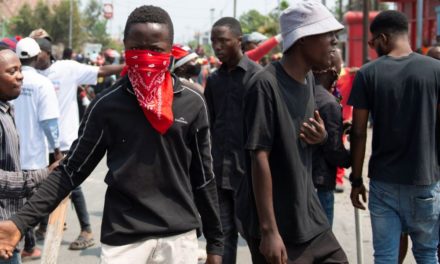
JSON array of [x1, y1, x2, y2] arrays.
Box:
[[41, 196, 70, 264]]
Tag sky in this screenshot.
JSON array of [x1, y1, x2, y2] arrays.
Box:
[[86, 0, 336, 43]]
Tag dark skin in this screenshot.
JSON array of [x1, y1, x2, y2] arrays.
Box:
[[351, 32, 413, 210], [251, 31, 337, 264], [427, 46, 440, 60], [0, 23, 221, 264], [0, 50, 23, 101], [210, 25, 243, 71]]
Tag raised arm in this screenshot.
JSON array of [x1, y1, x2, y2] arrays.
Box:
[[98, 64, 124, 77]]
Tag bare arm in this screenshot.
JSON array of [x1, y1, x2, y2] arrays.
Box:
[[251, 150, 287, 264], [98, 64, 124, 77], [349, 108, 369, 210]]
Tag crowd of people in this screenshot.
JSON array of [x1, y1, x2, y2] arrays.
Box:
[[0, 1, 437, 264]]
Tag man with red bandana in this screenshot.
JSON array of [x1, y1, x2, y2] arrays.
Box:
[[0, 5, 223, 264]]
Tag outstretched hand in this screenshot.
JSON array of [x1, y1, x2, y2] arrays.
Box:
[[0, 221, 21, 259], [300, 111, 327, 145]]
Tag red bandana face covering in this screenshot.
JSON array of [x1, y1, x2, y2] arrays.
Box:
[[124, 49, 174, 134]]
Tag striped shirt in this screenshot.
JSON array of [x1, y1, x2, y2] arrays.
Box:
[[0, 100, 49, 220]]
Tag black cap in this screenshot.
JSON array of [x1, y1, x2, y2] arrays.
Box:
[[35, 38, 52, 54]]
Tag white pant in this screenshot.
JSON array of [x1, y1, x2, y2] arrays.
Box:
[[99, 230, 198, 264]]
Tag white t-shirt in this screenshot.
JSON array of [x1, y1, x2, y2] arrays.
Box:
[[13, 66, 60, 170], [39, 60, 99, 151]]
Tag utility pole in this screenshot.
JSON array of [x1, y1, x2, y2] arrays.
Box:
[[416, 0, 423, 49], [68, 0, 73, 48], [233, 0, 237, 18], [210, 8, 215, 27], [339, 0, 342, 21], [362, 0, 369, 64]]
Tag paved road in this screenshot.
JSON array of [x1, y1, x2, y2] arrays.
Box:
[[24, 128, 417, 264]]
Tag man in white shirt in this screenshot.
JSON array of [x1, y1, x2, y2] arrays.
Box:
[[12, 37, 62, 260], [32, 35, 123, 250]]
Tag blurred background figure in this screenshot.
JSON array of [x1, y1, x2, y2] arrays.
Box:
[[172, 44, 204, 93]]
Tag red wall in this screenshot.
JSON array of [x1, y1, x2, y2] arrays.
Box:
[[344, 11, 379, 67]]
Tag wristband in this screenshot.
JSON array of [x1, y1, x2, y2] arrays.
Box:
[[349, 173, 363, 188]]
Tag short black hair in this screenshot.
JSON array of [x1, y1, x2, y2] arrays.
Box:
[[123, 5, 174, 44], [212, 17, 242, 37], [63, 48, 73, 60], [370, 10, 408, 35]]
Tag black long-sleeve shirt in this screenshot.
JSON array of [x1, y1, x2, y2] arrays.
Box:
[[204, 55, 262, 190], [313, 85, 351, 190], [10, 76, 224, 255]]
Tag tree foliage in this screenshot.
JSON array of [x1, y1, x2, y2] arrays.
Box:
[[83, 0, 111, 47], [7, 0, 116, 51], [239, 0, 289, 36]]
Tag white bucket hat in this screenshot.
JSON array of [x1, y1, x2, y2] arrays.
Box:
[[280, 0, 344, 53], [16, 37, 41, 59]]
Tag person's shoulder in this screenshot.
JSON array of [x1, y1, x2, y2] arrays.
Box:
[[244, 55, 263, 72], [358, 57, 385, 74], [178, 78, 204, 93], [412, 52, 440, 66], [249, 63, 277, 86], [93, 77, 127, 105], [25, 69, 52, 87], [245, 64, 278, 98], [36, 72, 54, 88], [178, 78, 206, 105]]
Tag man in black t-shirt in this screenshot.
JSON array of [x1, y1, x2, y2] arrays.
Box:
[[238, 2, 348, 263], [349, 10, 440, 264]]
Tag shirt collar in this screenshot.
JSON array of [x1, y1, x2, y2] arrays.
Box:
[[21, 65, 37, 73], [0, 101, 11, 113], [219, 54, 252, 73]]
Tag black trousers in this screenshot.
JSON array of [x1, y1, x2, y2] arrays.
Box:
[[247, 229, 348, 264]]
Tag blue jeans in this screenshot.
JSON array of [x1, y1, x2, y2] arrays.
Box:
[[0, 250, 20, 264], [317, 189, 334, 227], [369, 180, 440, 264]]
